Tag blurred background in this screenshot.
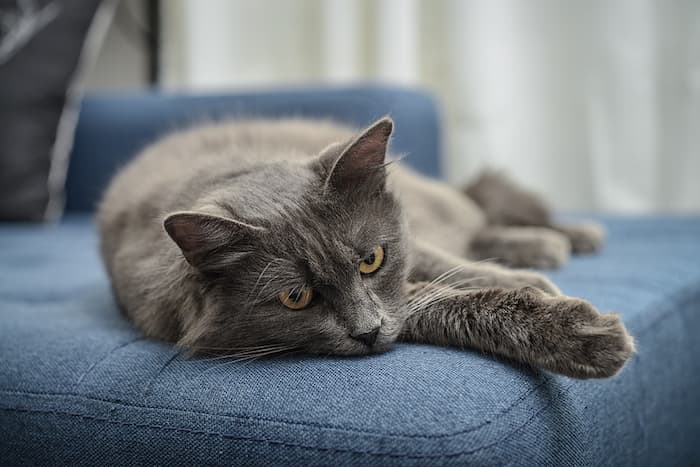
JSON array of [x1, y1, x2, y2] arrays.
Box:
[[85, 0, 700, 213]]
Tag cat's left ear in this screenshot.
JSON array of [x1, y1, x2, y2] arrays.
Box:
[[321, 117, 393, 193], [163, 211, 264, 271]]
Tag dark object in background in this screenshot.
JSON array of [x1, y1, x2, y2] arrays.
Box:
[[146, 0, 159, 84], [0, 0, 115, 221]]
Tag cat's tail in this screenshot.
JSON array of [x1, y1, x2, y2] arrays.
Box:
[[463, 171, 552, 227]]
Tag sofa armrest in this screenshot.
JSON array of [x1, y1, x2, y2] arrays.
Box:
[[65, 85, 442, 213]]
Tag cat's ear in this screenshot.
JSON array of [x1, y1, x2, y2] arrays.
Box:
[[322, 117, 393, 192], [163, 211, 263, 269]]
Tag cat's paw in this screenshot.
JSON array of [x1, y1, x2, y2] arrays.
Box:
[[536, 297, 635, 379], [509, 229, 571, 269], [555, 222, 606, 254]]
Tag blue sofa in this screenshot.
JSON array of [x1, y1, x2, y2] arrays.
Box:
[[1, 86, 699, 466]]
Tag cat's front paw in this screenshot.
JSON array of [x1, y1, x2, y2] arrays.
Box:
[[537, 297, 635, 379]]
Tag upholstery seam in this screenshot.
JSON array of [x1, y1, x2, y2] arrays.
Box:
[[0, 385, 543, 441], [0, 401, 551, 460], [72, 337, 145, 391], [141, 349, 183, 402]]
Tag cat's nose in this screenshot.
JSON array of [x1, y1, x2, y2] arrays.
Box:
[[351, 326, 380, 347]]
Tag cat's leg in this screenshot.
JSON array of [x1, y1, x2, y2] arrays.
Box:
[[550, 222, 606, 254], [411, 240, 561, 295], [401, 282, 635, 379], [470, 226, 572, 269], [464, 172, 606, 254], [464, 172, 552, 227]]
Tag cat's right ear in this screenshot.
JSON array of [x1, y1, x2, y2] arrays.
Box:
[[163, 211, 263, 270], [320, 117, 394, 194]]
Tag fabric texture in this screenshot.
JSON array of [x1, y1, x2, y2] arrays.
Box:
[[1, 88, 699, 465], [0, 0, 115, 221], [1, 215, 699, 465]]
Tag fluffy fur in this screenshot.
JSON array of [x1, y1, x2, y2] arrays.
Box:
[[98, 117, 634, 379]]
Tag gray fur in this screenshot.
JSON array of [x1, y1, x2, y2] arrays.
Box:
[[465, 171, 607, 259], [470, 226, 571, 269], [98, 117, 634, 379]]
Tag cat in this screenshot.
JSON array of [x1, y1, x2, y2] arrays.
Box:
[[98, 116, 634, 379], [464, 171, 606, 268]]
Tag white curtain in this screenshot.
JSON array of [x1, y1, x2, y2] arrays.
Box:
[[161, 0, 700, 213]]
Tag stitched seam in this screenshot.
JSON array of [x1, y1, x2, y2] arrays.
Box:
[[0, 386, 542, 441], [73, 337, 145, 390], [0, 404, 546, 460], [141, 349, 182, 402]]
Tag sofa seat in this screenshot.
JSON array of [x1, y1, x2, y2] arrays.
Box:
[[2, 214, 699, 465]]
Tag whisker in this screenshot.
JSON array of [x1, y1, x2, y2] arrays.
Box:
[[407, 276, 485, 309], [189, 343, 294, 354], [194, 348, 289, 361], [409, 264, 467, 301], [245, 260, 277, 306], [410, 283, 494, 314], [251, 271, 287, 305], [427, 264, 467, 287], [408, 292, 464, 315], [189, 345, 299, 378], [407, 276, 491, 314]]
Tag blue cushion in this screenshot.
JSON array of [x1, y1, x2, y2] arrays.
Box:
[[2, 215, 699, 465], [65, 85, 442, 213]]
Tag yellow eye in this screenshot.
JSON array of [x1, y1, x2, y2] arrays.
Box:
[[359, 246, 384, 274], [279, 287, 314, 310]]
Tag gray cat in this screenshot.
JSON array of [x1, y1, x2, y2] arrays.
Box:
[[98, 117, 634, 379]]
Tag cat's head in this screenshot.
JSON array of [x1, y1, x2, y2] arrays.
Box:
[[164, 117, 410, 358]]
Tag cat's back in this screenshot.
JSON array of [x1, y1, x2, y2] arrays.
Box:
[[100, 118, 354, 219], [103, 118, 354, 208], [138, 118, 355, 170]]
